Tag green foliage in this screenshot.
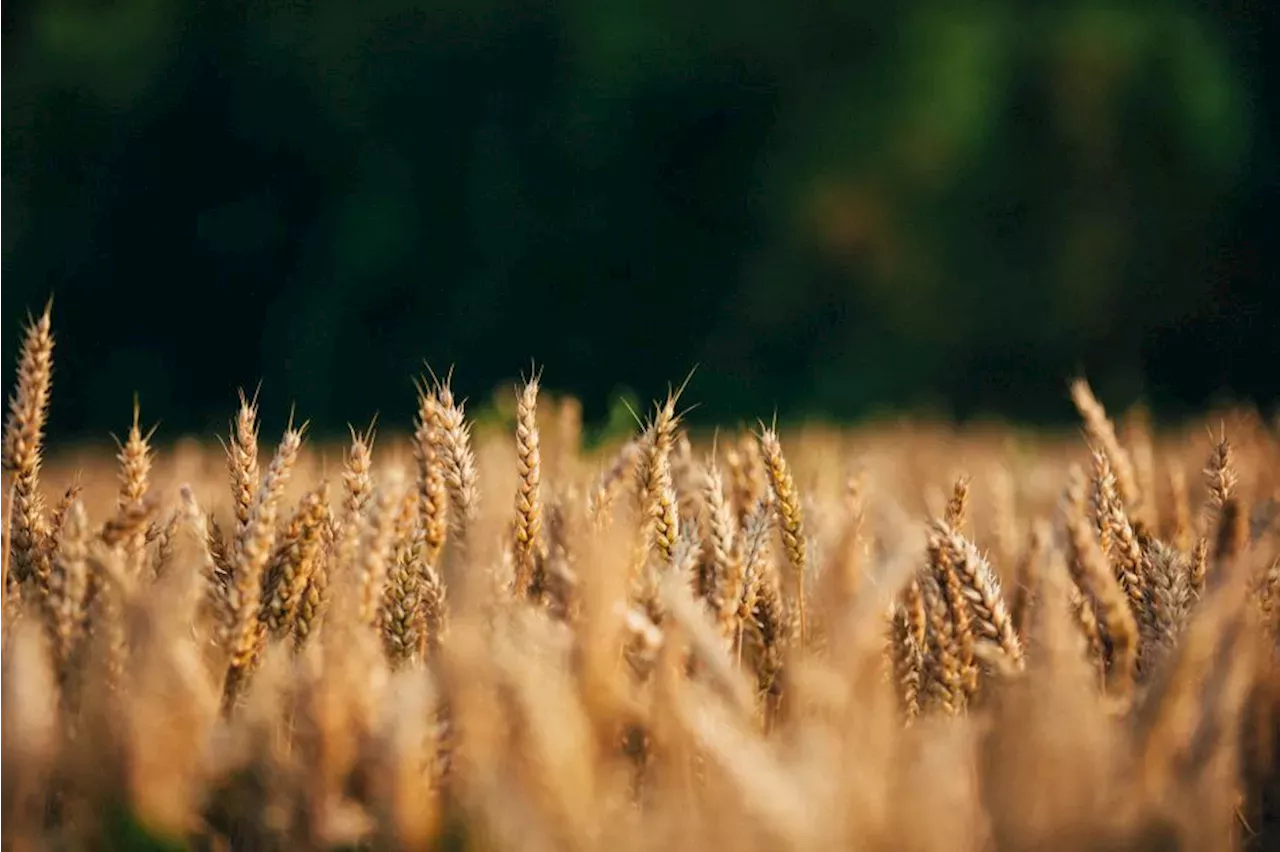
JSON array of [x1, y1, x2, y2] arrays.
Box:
[[102, 801, 188, 852], [587, 389, 645, 451]]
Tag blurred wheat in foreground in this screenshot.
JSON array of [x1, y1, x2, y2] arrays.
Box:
[[5, 303, 1280, 852]]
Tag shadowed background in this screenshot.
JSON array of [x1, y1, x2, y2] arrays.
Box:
[[3, 1, 1278, 441]]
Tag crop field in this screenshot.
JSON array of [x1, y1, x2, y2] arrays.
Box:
[[4, 301, 1280, 850]]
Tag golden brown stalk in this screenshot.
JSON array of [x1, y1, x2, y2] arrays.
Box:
[[342, 420, 376, 532], [745, 547, 787, 713], [313, 420, 376, 636], [758, 425, 807, 645], [1070, 377, 1139, 508], [260, 482, 330, 641], [428, 373, 479, 577], [45, 499, 89, 685], [637, 392, 681, 565], [222, 422, 304, 711], [1062, 466, 1138, 699], [926, 525, 978, 697], [1091, 448, 1148, 627], [415, 560, 448, 656], [48, 476, 83, 544], [733, 497, 774, 660], [3, 301, 54, 594], [150, 508, 181, 580], [699, 458, 737, 624], [404, 387, 452, 654], [933, 521, 1024, 667], [512, 372, 544, 598], [101, 498, 158, 549], [115, 397, 152, 511], [205, 515, 233, 585], [413, 385, 449, 566], [891, 604, 924, 722], [1202, 434, 1248, 591], [391, 484, 419, 551], [901, 577, 929, 656], [224, 387, 260, 537], [292, 502, 335, 652], [1144, 539, 1193, 667], [919, 573, 965, 715], [1189, 537, 1208, 597], [114, 398, 155, 577], [1203, 431, 1238, 512], [381, 540, 425, 665], [944, 475, 971, 531]]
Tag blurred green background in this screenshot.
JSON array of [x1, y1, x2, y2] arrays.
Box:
[[3, 0, 1278, 439]]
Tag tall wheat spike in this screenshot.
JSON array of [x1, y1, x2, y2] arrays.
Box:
[[3, 301, 55, 595]]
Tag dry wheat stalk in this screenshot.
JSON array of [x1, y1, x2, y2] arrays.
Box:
[[758, 425, 807, 646], [45, 498, 89, 687], [1091, 448, 1148, 629], [1144, 539, 1194, 668], [944, 475, 970, 531], [224, 387, 261, 538], [927, 524, 979, 698], [1070, 377, 1139, 508], [222, 421, 304, 710], [428, 373, 479, 584], [113, 398, 155, 578], [3, 301, 55, 595], [413, 384, 450, 567], [933, 521, 1023, 668], [1062, 466, 1138, 699], [1204, 436, 1249, 583], [260, 482, 330, 642], [48, 476, 82, 546], [512, 371, 544, 599], [919, 573, 965, 715], [637, 392, 681, 567], [699, 458, 736, 627]]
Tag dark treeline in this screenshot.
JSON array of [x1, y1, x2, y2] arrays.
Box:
[[3, 1, 1278, 440]]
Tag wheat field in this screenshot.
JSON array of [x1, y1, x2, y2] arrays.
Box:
[[4, 302, 1280, 851]]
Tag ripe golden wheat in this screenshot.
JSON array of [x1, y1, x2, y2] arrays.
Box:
[[4, 301, 1280, 850]]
